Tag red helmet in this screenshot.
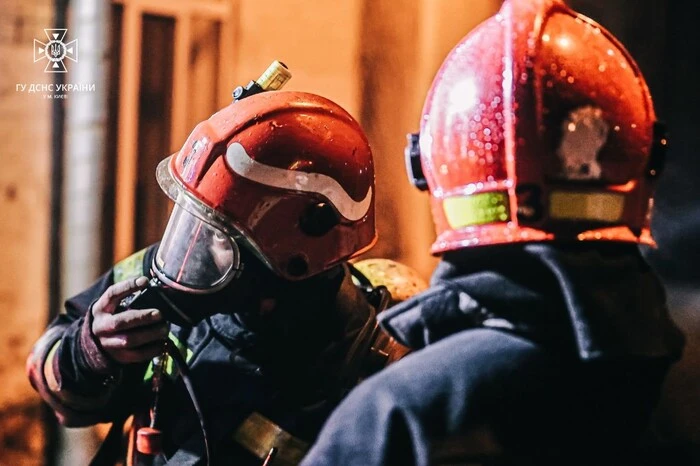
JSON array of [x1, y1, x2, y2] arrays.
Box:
[[406, 0, 667, 255], [155, 90, 376, 290]]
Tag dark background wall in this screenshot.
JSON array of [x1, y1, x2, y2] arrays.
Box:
[[570, 0, 700, 454], [569, 0, 700, 283]]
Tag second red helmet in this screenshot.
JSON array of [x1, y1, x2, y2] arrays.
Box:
[[407, 0, 667, 255]]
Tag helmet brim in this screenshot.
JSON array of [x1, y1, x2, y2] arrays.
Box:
[[156, 155, 180, 203], [155, 154, 280, 273]]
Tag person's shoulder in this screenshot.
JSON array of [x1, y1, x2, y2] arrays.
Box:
[[113, 243, 159, 283], [350, 258, 428, 305]]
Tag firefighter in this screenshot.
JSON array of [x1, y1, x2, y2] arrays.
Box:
[[28, 74, 391, 465], [300, 1, 684, 464]]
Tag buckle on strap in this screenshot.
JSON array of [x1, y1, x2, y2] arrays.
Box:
[[233, 412, 309, 466]]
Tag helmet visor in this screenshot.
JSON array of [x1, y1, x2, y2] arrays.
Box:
[[153, 198, 240, 293]]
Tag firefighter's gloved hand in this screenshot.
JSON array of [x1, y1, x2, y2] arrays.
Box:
[[81, 276, 169, 372]]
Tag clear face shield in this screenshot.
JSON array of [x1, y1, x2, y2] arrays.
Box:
[[153, 193, 241, 294]]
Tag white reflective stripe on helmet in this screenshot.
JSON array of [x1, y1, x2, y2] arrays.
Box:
[[225, 142, 372, 221]]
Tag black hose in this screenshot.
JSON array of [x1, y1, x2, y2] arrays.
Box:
[[166, 340, 211, 465]]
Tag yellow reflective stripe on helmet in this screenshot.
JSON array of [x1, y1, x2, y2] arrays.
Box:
[[443, 191, 510, 229], [143, 332, 193, 382], [113, 248, 148, 283], [549, 191, 624, 222]]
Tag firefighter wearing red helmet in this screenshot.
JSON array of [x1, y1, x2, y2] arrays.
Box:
[[154, 88, 376, 290], [27, 64, 419, 465], [301, 1, 684, 465]]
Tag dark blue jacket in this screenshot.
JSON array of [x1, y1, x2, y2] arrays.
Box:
[[28, 244, 374, 465], [301, 243, 684, 465]]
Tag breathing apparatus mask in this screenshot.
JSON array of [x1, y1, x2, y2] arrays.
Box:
[[118, 189, 281, 327]]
